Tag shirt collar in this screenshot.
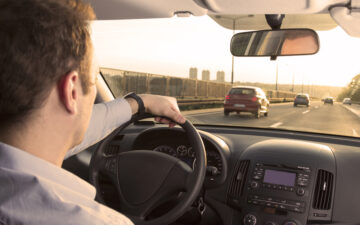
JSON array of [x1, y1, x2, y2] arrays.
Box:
[[0, 142, 96, 198]]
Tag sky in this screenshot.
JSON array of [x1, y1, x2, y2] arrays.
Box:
[[91, 16, 360, 87]]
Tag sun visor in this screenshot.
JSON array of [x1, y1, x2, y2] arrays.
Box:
[[85, 0, 207, 20], [194, 0, 346, 14], [210, 14, 337, 31], [330, 4, 360, 37]]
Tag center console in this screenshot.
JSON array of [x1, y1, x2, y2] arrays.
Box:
[[227, 139, 336, 225]]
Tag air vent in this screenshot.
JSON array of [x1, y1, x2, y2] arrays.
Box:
[[227, 160, 250, 202], [313, 169, 334, 210], [105, 144, 120, 156]]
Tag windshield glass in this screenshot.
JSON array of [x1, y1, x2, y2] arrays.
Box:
[[92, 16, 360, 138]]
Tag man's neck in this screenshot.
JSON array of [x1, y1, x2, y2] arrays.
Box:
[[0, 108, 76, 167], [0, 124, 70, 167]]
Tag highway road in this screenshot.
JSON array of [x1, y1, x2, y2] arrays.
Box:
[[184, 101, 360, 137]]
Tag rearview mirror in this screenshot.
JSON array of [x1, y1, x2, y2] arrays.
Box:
[[230, 29, 319, 57]]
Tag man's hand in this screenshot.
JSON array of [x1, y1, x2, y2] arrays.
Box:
[[127, 94, 186, 128]]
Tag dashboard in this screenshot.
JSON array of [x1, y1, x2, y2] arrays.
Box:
[[63, 122, 360, 225]]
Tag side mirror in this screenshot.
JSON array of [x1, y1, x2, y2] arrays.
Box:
[[230, 29, 319, 57]]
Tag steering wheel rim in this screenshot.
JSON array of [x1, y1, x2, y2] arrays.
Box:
[[89, 114, 207, 225]]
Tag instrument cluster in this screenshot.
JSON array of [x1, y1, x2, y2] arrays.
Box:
[[153, 144, 223, 176]]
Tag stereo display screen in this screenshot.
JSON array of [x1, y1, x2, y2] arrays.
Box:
[[263, 169, 296, 186]]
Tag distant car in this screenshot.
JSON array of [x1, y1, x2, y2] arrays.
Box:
[[342, 98, 352, 105], [294, 93, 310, 107], [324, 97, 334, 104], [224, 86, 269, 118]]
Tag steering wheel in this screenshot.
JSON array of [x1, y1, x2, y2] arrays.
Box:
[[89, 114, 207, 225]]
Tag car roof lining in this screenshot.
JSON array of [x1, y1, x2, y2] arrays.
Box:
[[84, 0, 345, 31]]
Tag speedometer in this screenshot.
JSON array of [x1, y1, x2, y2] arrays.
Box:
[[153, 145, 177, 157], [177, 145, 188, 157]]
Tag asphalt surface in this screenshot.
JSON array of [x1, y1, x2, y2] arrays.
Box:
[[184, 101, 360, 137]]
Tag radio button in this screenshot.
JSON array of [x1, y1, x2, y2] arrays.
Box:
[[289, 187, 294, 192], [243, 214, 257, 225], [298, 173, 309, 178], [288, 205, 305, 213], [287, 200, 305, 207], [253, 175, 261, 180], [297, 181, 308, 187], [250, 181, 259, 189], [297, 188, 305, 196]]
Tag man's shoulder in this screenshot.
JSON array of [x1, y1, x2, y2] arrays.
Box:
[[0, 168, 133, 225]]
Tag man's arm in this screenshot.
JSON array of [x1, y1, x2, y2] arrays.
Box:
[[65, 94, 185, 158], [65, 98, 132, 158]]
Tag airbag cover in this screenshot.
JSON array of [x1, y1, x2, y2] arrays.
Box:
[[117, 150, 179, 205]]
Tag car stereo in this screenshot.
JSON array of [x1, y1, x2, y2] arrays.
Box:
[[244, 163, 312, 225]]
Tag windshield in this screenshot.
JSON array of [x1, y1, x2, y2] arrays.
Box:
[[92, 16, 360, 138]]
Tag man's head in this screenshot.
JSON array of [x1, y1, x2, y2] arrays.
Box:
[[0, 0, 96, 130], [0, 0, 98, 162]]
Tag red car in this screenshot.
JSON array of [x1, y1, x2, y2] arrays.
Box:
[[224, 86, 270, 118]]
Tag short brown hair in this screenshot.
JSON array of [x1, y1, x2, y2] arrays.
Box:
[[0, 0, 95, 127]]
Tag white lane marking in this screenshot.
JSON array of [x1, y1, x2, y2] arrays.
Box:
[[352, 129, 359, 137], [270, 122, 283, 128], [314, 106, 319, 109], [342, 105, 360, 118], [302, 110, 310, 114]]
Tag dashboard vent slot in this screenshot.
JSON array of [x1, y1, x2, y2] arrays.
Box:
[[313, 169, 334, 210], [227, 160, 250, 200], [105, 144, 120, 156]]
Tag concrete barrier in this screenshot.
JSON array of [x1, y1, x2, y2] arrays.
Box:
[[102, 68, 233, 99], [101, 68, 296, 103]]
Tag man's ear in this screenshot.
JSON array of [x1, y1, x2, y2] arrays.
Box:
[[58, 71, 79, 114]]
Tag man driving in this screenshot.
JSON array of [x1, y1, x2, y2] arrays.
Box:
[[0, 0, 185, 224]]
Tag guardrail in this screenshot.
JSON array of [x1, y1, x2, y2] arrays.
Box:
[[177, 98, 294, 106]]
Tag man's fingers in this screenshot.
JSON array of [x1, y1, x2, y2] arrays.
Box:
[[168, 122, 176, 128], [154, 113, 185, 126], [166, 108, 186, 124]]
